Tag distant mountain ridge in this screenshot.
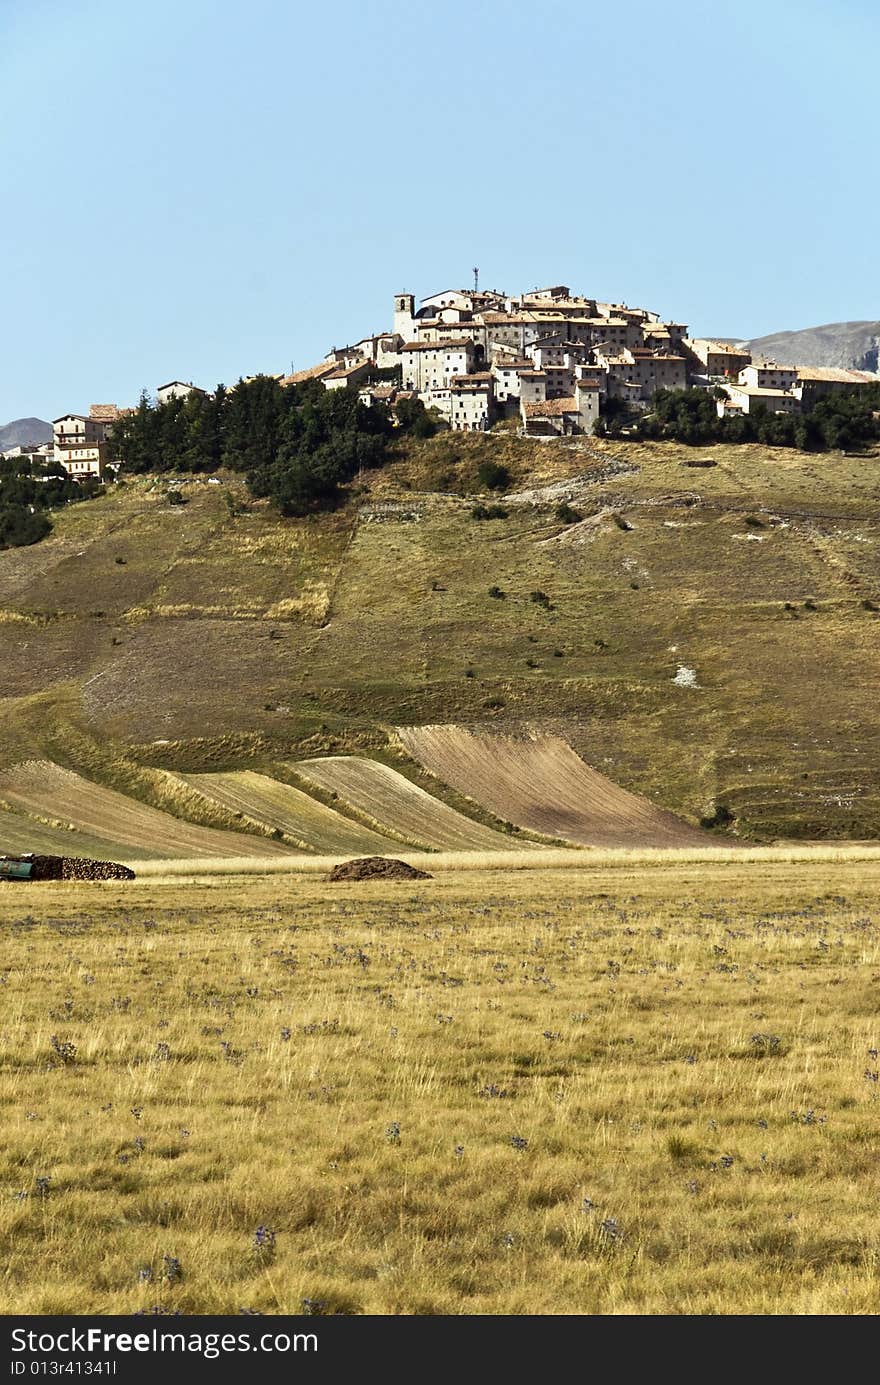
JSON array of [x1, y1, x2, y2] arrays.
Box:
[[0, 418, 52, 449], [744, 321, 880, 372]]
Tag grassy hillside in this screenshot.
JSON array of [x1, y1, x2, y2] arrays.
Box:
[[1, 434, 879, 841]]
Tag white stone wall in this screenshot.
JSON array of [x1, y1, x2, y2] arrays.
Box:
[[450, 387, 490, 431], [740, 364, 798, 392], [55, 444, 105, 477]]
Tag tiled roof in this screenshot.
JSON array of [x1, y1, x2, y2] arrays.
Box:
[[450, 374, 492, 389], [522, 397, 581, 417], [324, 361, 369, 380], [728, 385, 797, 397], [401, 339, 473, 351], [282, 361, 339, 385], [796, 366, 878, 384]]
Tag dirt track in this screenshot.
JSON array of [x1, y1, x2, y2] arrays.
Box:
[[396, 725, 714, 849]]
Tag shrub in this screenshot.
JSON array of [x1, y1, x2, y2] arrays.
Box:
[[530, 590, 551, 608], [477, 460, 511, 492], [667, 1134, 701, 1163], [488, 586, 506, 600], [555, 503, 581, 524], [472, 503, 509, 520]]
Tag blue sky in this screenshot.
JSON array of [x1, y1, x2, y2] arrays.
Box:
[[1, 0, 876, 422]]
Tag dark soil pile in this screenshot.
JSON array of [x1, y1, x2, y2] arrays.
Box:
[[328, 856, 433, 882], [1, 855, 136, 882]]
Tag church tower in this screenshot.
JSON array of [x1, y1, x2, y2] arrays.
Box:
[[393, 292, 415, 341]]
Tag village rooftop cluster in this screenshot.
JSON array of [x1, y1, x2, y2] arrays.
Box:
[[7, 282, 879, 478]]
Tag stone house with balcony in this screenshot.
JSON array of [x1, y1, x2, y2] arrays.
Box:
[[52, 404, 120, 478]]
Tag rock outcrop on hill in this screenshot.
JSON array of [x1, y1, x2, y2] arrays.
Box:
[[745, 321, 880, 372]]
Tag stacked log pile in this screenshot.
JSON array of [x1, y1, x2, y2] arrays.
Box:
[[0, 855, 136, 882]]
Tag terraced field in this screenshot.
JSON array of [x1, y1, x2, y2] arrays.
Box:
[[177, 770, 405, 855], [295, 755, 526, 851], [397, 725, 713, 849], [0, 761, 291, 859]]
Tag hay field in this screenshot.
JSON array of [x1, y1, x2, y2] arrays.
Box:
[[398, 725, 711, 848], [0, 761, 291, 860], [3, 858, 880, 1314], [177, 770, 403, 855], [295, 755, 525, 851]]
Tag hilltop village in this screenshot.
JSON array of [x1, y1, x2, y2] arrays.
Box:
[[284, 282, 878, 438], [5, 282, 879, 479]]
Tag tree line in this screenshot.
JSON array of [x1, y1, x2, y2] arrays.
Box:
[[110, 376, 436, 515], [0, 458, 102, 550], [596, 384, 880, 451]]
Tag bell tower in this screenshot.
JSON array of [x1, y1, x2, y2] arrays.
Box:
[[393, 292, 415, 340]]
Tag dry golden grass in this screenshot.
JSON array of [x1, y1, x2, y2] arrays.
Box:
[[2, 858, 880, 1314], [124, 843, 880, 879]]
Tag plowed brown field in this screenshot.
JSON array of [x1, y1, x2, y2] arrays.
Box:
[[295, 756, 525, 851], [396, 725, 713, 848]]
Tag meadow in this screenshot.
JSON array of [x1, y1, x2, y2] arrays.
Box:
[[3, 855, 880, 1315]]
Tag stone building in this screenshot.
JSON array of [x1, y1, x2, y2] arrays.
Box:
[[53, 404, 120, 477]]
